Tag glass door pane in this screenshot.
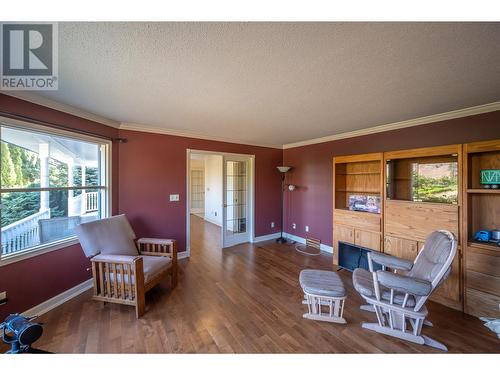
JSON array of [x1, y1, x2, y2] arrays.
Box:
[[223, 158, 248, 247], [190, 169, 205, 214]]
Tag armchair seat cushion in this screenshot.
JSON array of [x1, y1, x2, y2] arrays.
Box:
[[104, 255, 172, 285], [299, 269, 346, 297], [352, 268, 416, 307], [142, 256, 172, 283]]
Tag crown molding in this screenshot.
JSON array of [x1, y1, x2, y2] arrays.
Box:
[[283, 101, 500, 149], [1, 92, 121, 128], [119, 122, 283, 149], [4, 92, 498, 150]]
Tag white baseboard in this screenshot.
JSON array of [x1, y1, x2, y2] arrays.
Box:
[[177, 251, 189, 260], [23, 279, 93, 318], [203, 216, 222, 227], [20, 250, 191, 318], [252, 232, 282, 242], [283, 232, 334, 254]]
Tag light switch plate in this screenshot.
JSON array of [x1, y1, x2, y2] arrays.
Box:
[[0, 291, 6, 304], [169, 194, 180, 202]]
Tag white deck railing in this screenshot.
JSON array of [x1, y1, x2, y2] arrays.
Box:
[[1, 209, 51, 255], [85, 192, 98, 212], [1, 193, 99, 256]]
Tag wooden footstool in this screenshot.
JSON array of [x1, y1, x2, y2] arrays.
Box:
[[299, 269, 347, 324]]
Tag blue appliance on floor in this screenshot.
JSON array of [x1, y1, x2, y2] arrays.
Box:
[[1, 314, 45, 353]]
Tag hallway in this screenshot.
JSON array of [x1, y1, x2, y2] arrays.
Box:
[[190, 214, 221, 255]]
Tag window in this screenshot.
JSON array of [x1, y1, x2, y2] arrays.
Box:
[[0, 120, 110, 262]]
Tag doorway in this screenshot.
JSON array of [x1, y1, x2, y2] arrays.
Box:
[[186, 150, 254, 256]]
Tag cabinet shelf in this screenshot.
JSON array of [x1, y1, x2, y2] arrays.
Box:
[[335, 189, 381, 194], [334, 208, 381, 216], [468, 241, 500, 252], [466, 188, 500, 194], [335, 172, 380, 176]]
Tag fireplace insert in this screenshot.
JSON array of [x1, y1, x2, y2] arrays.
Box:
[[338, 242, 382, 272]]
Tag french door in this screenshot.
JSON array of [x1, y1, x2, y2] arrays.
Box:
[[222, 155, 250, 248]]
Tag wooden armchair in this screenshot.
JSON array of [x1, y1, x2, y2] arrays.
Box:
[[75, 215, 177, 318]]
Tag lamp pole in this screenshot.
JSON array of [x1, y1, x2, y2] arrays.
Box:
[[276, 166, 291, 244]]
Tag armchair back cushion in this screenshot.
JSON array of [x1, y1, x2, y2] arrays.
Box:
[[75, 214, 138, 257], [408, 231, 455, 285]]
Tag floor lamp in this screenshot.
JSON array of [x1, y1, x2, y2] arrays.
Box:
[[276, 166, 292, 244]]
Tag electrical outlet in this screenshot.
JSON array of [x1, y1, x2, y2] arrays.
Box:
[[169, 194, 180, 201], [292, 223, 296, 229], [305, 226, 309, 232], [271, 222, 275, 228]]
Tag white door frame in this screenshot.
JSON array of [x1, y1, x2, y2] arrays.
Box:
[[186, 149, 255, 257]]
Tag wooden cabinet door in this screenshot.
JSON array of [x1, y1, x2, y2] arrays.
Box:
[[383, 235, 399, 256], [334, 225, 355, 245], [355, 229, 381, 251], [333, 225, 354, 265], [418, 241, 425, 254], [383, 236, 418, 261], [401, 239, 418, 261]]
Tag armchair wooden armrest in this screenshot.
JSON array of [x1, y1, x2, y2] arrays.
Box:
[[90, 254, 145, 318], [136, 238, 178, 287], [137, 238, 177, 257]]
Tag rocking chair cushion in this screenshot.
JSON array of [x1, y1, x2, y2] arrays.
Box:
[[370, 252, 414, 271], [299, 269, 346, 297], [352, 268, 416, 307], [377, 270, 432, 297], [408, 231, 455, 283]]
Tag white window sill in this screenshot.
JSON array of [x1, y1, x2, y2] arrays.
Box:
[[0, 237, 80, 267]]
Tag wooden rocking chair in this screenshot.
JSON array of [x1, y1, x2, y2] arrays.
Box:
[[352, 230, 457, 351]]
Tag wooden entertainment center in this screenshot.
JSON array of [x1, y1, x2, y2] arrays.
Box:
[[333, 139, 500, 317]]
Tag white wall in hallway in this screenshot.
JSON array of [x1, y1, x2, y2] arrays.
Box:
[[204, 154, 223, 226]]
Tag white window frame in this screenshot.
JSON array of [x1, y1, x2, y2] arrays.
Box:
[[0, 117, 112, 266]]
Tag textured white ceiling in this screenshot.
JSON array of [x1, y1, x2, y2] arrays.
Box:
[[32, 22, 500, 147]]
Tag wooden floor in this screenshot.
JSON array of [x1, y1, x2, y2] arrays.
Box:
[[27, 215, 500, 353]]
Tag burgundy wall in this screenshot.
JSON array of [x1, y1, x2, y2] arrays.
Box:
[[283, 111, 500, 246], [0, 94, 120, 319], [117, 130, 283, 251]]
